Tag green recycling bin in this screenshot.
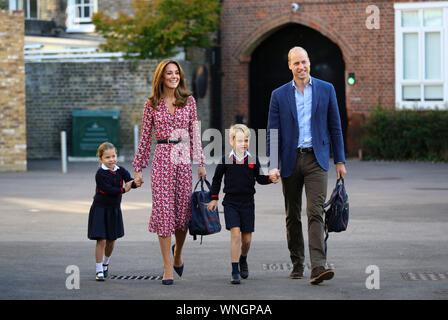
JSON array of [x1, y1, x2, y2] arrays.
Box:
[[72, 110, 120, 157]]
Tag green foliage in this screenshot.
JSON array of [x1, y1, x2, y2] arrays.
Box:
[[92, 0, 221, 59], [361, 106, 448, 162]]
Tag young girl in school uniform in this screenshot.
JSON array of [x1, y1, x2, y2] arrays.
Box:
[[87, 142, 138, 281]]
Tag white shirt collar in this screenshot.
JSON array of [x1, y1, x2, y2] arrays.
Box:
[[101, 164, 120, 172], [229, 150, 251, 162]]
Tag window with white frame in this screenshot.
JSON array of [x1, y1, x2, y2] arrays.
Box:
[[9, 0, 39, 19], [395, 2, 448, 109], [66, 0, 98, 33]]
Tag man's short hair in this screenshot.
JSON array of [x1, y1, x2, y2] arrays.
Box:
[[288, 46, 309, 62], [229, 123, 251, 141]]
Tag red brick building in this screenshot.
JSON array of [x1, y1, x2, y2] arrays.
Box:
[[220, 0, 448, 155]]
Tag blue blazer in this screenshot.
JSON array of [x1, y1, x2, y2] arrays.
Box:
[[267, 77, 345, 177]]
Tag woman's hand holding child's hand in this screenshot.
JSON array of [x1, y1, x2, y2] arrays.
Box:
[[134, 172, 144, 187], [207, 200, 218, 212]]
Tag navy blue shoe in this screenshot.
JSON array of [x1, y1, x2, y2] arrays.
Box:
[[172, 244, 184, 277], [174, 265, 184, 277], [162, 279, 174, 285], [231, 273, 240, 284], [239, 260, 249, 279]]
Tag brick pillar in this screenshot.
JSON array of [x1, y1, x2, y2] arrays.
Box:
[[0, 10, 26, 172]]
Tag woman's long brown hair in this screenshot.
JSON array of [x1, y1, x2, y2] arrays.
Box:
[[148, 59, 191, 111]]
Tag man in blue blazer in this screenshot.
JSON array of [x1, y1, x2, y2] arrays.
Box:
[[267, 47, 347, 285]]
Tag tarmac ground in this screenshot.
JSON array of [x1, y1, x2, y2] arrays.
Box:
[[1, 159, 447, 302]]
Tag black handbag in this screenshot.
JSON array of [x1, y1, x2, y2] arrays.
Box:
[[323, 177, 349, 254], [188, 179, 221, 243]]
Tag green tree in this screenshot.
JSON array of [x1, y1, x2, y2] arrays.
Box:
[[92, 0, 221, 59]]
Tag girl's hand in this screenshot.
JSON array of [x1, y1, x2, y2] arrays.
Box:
[[125, 180, 133, 192], [207, 200, 218, 212], [198, 166, 206, 181]]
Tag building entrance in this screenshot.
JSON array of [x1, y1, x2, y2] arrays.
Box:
[[249, 23, 347, 150]]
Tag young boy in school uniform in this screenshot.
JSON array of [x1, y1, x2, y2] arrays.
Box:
[[207, 124, 277, 284]]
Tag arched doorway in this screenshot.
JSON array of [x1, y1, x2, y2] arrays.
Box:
[[249, 23, 348, 150]]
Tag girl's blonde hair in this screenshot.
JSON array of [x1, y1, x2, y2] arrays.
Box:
[[229, 124, 251, 141], [97, 142, 116, 159], [148, 59, 191, 111]]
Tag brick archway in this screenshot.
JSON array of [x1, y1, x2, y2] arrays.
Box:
[[233, 15, 355, 65], [227, 15, 354, 150], [220, 1, 395, 156], [248, 23, 348, 150]]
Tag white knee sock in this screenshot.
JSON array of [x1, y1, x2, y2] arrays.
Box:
[[96, 263, 103, 273], [103, 256, 111, 265]]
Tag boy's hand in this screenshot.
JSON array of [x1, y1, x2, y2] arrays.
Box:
[[269, 168, 280, 184], [207, 200, 218, 212], [125, 180, 134, 192]]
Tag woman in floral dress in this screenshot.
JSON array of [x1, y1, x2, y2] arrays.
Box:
[[133, 59, 206, 284]]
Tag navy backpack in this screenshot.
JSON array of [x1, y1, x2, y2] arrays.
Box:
[[189, 179, 221, 243], [324, 178, 349, 254]]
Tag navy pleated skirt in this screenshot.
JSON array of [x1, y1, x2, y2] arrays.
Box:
[[87, 205, 124, 240]]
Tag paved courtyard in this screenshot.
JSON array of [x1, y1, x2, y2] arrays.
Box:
[[0, 159, 447, 300]]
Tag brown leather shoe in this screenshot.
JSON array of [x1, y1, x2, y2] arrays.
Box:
[[310, 266, 334, 285], [289, 264, 304, 279]]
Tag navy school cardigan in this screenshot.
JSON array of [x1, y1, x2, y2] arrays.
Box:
[[210, 153, 272, 203], [92, 166, 137, 208]]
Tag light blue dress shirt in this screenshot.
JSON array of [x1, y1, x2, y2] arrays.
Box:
[[292, 78, 313, 148]]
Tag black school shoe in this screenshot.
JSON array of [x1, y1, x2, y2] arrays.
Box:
[[231, 273, 241, 284], [239, 259, 249, 279], [102, 264, 109, 278], [96, 271, 105, 281]]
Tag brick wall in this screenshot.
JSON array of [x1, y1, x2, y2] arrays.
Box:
[[39, 0, 66, 28], [25, 59, 211, 160], [0, 10, 26, 172], [220, 0, 445, 156], [39, 0, 59, 20]]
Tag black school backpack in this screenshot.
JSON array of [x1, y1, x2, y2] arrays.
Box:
[[189, 179, 221, 244], [324, 178, 349, 254]]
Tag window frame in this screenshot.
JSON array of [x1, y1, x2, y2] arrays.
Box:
[[9, 0, 39, 19], [395, 2, 448, 110], [66, 0, 98, 33]]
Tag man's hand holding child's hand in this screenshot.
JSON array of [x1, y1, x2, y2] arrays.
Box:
[[269, 168, 281, 184]]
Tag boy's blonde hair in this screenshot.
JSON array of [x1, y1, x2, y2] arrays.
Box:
[[229, 124, 251, 141], [97, 142, 116, 159]]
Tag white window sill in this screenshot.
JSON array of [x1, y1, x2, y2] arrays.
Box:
[[66, 24, 95, 33], [396, 101, 448, 110]]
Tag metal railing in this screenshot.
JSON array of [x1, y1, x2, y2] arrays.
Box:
[[24, 46, 139, 62]]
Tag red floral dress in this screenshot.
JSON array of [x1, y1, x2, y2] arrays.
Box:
[[133, 96, 205, 237]]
